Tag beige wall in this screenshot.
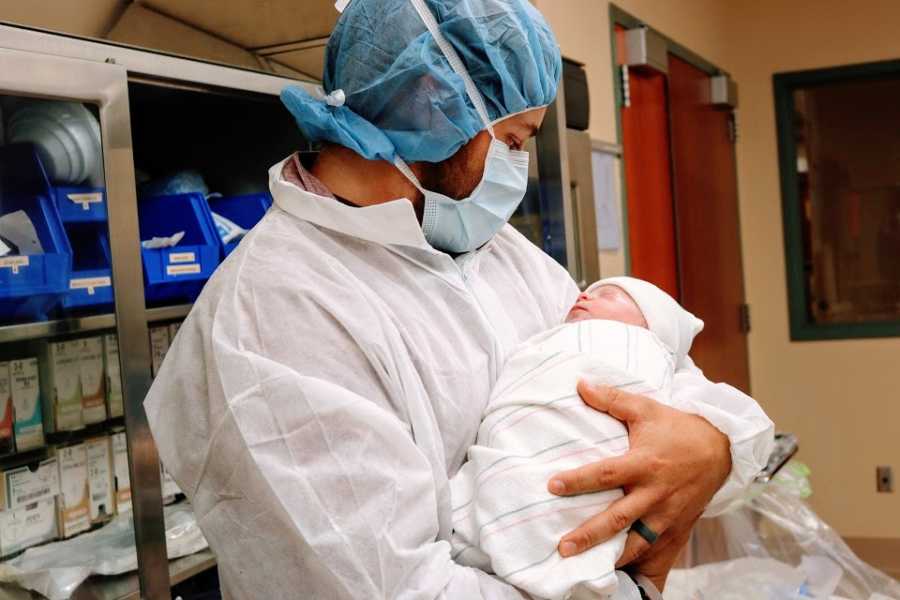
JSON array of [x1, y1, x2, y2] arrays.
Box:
[[536, 0, 900, 539]]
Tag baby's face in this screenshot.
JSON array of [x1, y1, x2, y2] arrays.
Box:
[[565, 285, 648, 328]]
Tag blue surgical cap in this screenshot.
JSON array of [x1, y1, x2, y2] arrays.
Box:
[[281, 0, 562, 164]]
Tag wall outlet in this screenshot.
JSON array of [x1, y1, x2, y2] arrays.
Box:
[[877, 466, 893, 493]]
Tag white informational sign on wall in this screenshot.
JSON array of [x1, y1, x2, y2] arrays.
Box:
[[591, 149, 621, 252]]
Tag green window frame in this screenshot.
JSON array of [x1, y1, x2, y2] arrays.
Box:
[[774, 59, 900, 341]]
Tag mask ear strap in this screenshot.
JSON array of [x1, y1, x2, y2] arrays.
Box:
[[393, 157, 427, 193], [408, 0, 495, 137]]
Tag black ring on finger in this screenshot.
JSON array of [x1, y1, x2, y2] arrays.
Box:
[[630, 519, 659, 545]]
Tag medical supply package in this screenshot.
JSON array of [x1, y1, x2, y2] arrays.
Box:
[[149, 326, 170, 378], [104, 334, 123, 418], [0, 457, 61, 558], [0, 362, 14, 455], [111, 432, 131, 514], [78, 337, 106, 425], [55, 444, 90, 538], [4, 457, 59, 510], [41, 341, 83, 432], [0, 498, 58, 558], [85, 436, 114, 523], [10, 358, 44, 451]]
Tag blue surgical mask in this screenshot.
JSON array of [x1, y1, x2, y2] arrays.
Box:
[[395, 137, 529, 253]]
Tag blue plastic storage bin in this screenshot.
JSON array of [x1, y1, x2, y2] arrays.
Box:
[[0, 145, 73, 323], [54, 186, 107, 223], [61, 224, 113, 311], [206, 193, 272, 257], [138, 192, 220, 305]]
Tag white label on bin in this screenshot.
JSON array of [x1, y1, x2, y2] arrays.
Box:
[[67, 192, 104, 211], [168, 252, 196, 264], [70, 276, 112, 295], [0, 256, 29, 274], [166, 263, 201, 276]]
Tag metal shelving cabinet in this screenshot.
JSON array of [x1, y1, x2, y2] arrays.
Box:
[[0, 24, 318, 600]]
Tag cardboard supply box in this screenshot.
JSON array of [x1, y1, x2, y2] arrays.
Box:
[[86, 436, 114, 523], [168, 321, 181, 345], [0, 498, 58, 558], [10, 358, 45, 451], [149, 326, 170, 378], [104, 334, 124, 419], [79, 337, 107, 425], [56, 444, 90, 538], [41, 341, 84, 432], [111, 431, 131, 514], [0, 362, 14, 455], [4, 457, 60, 510]]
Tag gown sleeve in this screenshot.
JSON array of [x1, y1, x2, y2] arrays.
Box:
[[149, 345, 532, 600], [671, 357, 776, 516]]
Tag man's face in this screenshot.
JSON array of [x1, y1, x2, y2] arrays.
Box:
[[422, 107, 547, 200]]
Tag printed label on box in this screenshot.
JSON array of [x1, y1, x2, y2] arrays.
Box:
[[0, 362, 13, 455], [86, 437, 114, 522], [78, 337, 107, 425], [11, 358, 44, 451], [166, 263, 201, 276], [104, 335, 124, 418], [49, 342, 84, 431], [0, 255, 29, 274], [0, 498, 58, 558], [5, 458, 60, 510], [70, 276, 112, 295], [66, 192, 104, 210], [57, 444, 90, 538], [149, 327, 170, 378], [112, 432, 131, 514], [168, 252, 196, 264]]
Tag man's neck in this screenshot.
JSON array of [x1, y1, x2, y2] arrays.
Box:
[[311, 144, 424, 217]]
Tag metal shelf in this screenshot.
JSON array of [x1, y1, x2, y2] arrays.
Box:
[[0, 305, 193, 344], [68, 550, 217, 600], [0, 550, 217, 600], [145, 304, 192, 323], [0, 314, 116, 345]]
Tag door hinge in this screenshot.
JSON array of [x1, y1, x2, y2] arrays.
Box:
[[727, 112, 738, 144], [620, 65, 631, 108], [739, 303, 751, 333]]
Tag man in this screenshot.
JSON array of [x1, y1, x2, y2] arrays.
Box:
[[145, 0, 774, 598]]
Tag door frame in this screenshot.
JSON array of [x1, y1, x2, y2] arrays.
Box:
[[608, 5, 744, 282]]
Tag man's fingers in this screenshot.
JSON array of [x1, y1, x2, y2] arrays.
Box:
[[557, 490, 656, 557], [576, 380, 654, 424], [548, 452, 644, 496], [614, 514, 669, 568]]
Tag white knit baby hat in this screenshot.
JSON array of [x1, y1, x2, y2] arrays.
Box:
[[585, 276, 704, 362]]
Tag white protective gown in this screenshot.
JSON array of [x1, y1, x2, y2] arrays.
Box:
[[144, 157, 774, 599]]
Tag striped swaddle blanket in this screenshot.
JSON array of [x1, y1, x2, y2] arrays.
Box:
[[450, 319, 675, 600]]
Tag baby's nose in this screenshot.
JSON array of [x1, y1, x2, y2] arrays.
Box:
[[577, 292, 591, 301]]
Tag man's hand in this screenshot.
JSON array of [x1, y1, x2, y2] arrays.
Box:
[[547, 380, 731, 588]]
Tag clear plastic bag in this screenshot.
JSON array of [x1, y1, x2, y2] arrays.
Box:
[[668, 462, 900, 599], [0, 502, 208, 600]]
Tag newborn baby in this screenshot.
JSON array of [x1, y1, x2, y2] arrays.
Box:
[[450, 276, 703, 600]]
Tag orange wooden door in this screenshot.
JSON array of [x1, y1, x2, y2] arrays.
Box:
[[667, 55, 751, 392], [621, 68, 680, 300]]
